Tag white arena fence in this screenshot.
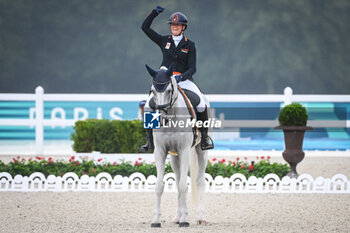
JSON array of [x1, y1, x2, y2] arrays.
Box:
[[0, 172, 349, 194], [0, 86, 349, 155]]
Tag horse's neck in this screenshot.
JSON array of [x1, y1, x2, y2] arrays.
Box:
[[170, 88, 190, 117], [168, 88, 180, 115]]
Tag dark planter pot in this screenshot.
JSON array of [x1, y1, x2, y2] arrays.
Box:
[[275, 126, 313, 178]]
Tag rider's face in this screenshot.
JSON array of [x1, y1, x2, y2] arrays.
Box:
[[170, 23, 185, 36]]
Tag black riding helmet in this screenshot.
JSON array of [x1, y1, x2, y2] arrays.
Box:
[[168, 12, 188, 30]]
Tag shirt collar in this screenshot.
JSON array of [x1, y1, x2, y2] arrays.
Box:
[[172, 34, 183, 42]]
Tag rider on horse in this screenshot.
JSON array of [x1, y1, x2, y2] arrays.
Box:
[[139, 6, 214, 152]]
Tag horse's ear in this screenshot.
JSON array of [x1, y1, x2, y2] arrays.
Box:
[[145, 64, 157, 78], [166, 63, 174, 77]]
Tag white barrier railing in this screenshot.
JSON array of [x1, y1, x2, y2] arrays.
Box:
[[0, 172, 349, 193], [0, 86, 349, 155]]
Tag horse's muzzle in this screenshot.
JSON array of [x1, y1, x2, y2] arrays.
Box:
[[155, 103, 171, 110]]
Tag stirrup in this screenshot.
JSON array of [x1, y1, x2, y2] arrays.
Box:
[[201, 135, 214, 150], [137, 137, 154, 153]]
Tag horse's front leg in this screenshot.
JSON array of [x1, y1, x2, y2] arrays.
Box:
[[170, 155, 181, 223], [178, 146, 191, 227], [151, 148, 167, 228]]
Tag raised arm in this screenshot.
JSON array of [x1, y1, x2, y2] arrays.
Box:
[[141, 6, 165, 47]]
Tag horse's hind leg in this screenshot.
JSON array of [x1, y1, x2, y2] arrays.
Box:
[[196, 145, 208, 224], [151, 149, 167, 228]]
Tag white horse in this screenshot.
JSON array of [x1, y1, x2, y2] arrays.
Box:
[[145, 64, 208, 228]]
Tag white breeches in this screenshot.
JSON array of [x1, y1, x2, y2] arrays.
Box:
[[178, 80, 206, 112]]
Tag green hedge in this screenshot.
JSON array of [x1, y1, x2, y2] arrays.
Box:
[[278, 102, 308, 126], [71, 119, 146, 153]]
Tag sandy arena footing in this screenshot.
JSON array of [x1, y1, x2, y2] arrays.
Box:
[[0, 192, 349, 233], [1, 149, 350, 232]]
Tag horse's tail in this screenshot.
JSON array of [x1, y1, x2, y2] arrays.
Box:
[[190, 146, 198, 206]]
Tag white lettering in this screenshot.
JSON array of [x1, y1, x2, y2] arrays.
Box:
[[196, 120, 203, 128], [74, 108, 88, 121], [145, 122, 153, 128], [178, 120, 184, 128], [51, 107, 66, 128], [203, 120, 210, 128], [162, 119, 169, 128], [97, 107, 103, 119], [186, 119, 196, 127], [215, 120, 222, 128], [109, 107, 123, 120], [161, 118, 222, 129]]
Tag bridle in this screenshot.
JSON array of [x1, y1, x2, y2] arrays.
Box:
[[152, 78, 178, 113]]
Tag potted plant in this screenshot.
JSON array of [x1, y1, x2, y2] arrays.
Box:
[[275, 103, 313, 178]]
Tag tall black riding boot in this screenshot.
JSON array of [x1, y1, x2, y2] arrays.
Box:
[[197, 107, 214, 150], [138, 129, 154, 153]]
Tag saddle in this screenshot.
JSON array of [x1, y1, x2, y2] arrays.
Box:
[[179, 88, 201, 112]]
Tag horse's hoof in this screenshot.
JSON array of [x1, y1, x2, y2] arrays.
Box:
[[197, 220, 207, 225], [151, 223, 161, 228], [172, 217, 180, 224], [179, 222, 190, 227]]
